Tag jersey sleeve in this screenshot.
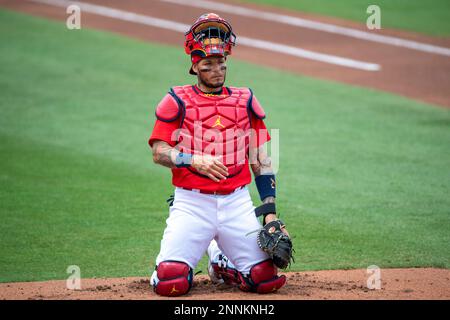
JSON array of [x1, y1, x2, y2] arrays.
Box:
[[148, 119, 180, 147], [251, 117, 271, 147]]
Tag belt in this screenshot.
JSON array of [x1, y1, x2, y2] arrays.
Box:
[[178, 186, 245, 195]]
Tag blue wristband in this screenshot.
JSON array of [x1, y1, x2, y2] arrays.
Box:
[[255, 174, 276, 201], [175, 152, 192, 168]]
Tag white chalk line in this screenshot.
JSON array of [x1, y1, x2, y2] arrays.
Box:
[[29, 0, 380, 71], [162, 0, 450, 57]]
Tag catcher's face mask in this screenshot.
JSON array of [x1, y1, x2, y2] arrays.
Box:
[[185, 13, 236, 75]]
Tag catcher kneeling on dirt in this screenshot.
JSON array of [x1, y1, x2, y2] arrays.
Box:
[[148, 13, 294, 297]]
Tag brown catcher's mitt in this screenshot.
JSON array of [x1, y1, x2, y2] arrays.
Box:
[[257, 219, 294, 269]]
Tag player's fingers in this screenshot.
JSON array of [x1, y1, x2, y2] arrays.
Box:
[[206, 173, 220, 182], [213, 158, 228, 172], [211, 164, 228, 176], [208, 168, 227, 180]]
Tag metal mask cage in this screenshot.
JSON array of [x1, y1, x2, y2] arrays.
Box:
[[193, 26, 236, 54]]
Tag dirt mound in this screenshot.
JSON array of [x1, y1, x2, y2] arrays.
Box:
[[1, 268, 449, 300]]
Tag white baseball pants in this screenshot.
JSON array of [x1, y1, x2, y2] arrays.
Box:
[[155, 186, 268, 274]]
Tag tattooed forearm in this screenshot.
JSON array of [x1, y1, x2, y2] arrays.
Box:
[[152, 141, 177, 168], [250, 145, 273, 177]]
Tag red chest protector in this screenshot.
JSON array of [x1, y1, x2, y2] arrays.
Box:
[[155, 85, 266, 190]]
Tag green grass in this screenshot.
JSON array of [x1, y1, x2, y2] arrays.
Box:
[[0, 9, 449, 283], [239, 0, 450, 37]]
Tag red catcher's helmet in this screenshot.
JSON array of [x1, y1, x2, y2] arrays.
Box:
[[185, 13, 236, 75]]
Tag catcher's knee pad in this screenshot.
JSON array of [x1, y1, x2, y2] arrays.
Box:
[[238, 259, 286, 294], [151, 261, 193, 297]]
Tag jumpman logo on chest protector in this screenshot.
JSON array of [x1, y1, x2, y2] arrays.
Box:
[[212, 116, 225, 128]]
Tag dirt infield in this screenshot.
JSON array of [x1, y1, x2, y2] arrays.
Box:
[[1, 268, 449, 300], [1, 0, 450, 107]]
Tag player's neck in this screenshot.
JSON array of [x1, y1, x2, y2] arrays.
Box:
[[196, 83, 223, 94]]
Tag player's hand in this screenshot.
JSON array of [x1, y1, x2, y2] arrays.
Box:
[[191, 154, 229, 182], [264, 213, 290, 237]]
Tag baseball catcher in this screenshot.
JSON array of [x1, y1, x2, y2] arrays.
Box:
[[148, 13, 293, 297]]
